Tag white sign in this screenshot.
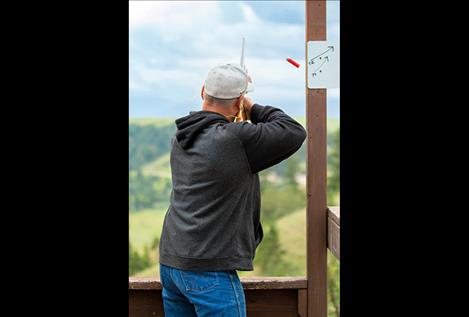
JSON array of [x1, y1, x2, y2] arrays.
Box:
[[307, 40, 340, 89]]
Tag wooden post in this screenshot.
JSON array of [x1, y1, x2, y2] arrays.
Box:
[[306, 1, 327, 317]]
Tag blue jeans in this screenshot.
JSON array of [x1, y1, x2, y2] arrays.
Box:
[[159, 263, 247, 317]]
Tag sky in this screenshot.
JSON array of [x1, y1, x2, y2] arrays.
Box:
[[129, 0, 340, 119]]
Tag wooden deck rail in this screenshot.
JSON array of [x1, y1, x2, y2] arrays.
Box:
[[129, 207, 339, 316], [327, 207, 340, 260], [130, 277, 308, 317]]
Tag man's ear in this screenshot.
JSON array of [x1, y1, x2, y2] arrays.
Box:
[[201, 85, 205, 100]]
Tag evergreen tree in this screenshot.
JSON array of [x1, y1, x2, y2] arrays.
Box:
[[327, 251, 340, 317], [129, 169, 159, 212], [328, 129, 340, 205], [129, 241, 152, 276], [285, 155, 300, 189], [151, 236, 160, 250], [254, 223, 293, 276]]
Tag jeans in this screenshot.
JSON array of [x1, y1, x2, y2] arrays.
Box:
[[159, 263, 247, 317]]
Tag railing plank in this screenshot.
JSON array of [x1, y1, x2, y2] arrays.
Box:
[[328, 206, 340, 226], [129, 276, 307, 290], [327, 207, 340, 260], [129, 289, 302, 317]]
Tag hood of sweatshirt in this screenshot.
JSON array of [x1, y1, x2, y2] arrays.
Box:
[[175, 110, 230, 150]]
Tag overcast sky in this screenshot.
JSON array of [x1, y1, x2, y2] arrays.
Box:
[[129, 1, 340, 118]]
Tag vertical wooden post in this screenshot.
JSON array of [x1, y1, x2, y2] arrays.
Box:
[[306, 1, 327, 317]]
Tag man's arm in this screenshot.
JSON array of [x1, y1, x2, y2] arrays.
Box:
[[227, 99, 307, 174]]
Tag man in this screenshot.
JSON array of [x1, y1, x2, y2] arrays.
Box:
[[159, 63, 307, 317]]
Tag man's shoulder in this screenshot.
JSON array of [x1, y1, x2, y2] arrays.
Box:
[[222, 121, 256, 143], [199, 122, 245, 147]]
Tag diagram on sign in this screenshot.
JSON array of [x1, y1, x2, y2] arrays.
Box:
[[308, 46, 334, 77], [307, 41, 339, 89]]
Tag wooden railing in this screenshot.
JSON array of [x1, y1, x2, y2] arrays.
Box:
[[327, 207, 340, 260], [129, 207, 339, 317], [130, 276, 308, 317]]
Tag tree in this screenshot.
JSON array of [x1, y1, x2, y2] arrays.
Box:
[[151, 236, 160, 250], [327, 128, 340, 316], [285, 155, 300, 189], [129, 241, 152, 276], [328, 129, 340, 205], [129, 169, 159, 212], [260, 185, 305, 223], [327, 251, 340, 317], [254, 223, 293, 276], [129, 124, 176, 171]]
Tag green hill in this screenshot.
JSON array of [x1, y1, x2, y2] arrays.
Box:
[[276, 208, 307, 275], [141, 153, 171, 178], [129, 208, 167, 254], [129, 207, 308, 278], [129, 123, 176, 171], [129, 117, 338, 131], [129, 118, 175, 127]]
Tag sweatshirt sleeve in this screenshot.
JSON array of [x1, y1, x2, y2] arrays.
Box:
[[226, 104, 307, 174]]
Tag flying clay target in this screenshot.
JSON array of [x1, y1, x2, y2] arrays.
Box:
[[286, 58, 300, 68]]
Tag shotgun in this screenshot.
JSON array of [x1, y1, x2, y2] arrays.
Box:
[[234, 37, 253, 123]]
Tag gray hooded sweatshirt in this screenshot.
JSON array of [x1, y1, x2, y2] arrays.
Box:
[[159, 104, 307, 271]]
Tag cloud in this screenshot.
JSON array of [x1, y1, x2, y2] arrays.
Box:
[[129, 1, 219, 29], [329, 88, 340, 99], [241, 1, 305, 24]]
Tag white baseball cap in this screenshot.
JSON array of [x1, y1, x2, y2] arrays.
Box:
[[204, 63, 254, 99]]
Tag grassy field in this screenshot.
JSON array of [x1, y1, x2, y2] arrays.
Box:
[[129, 207, 308, 278], [141, 153, 171, 178], [129, 208, 167, 253], [129, 118, 175, 127], [129, 208, 167, 277], [275, 208, 307, 275]]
